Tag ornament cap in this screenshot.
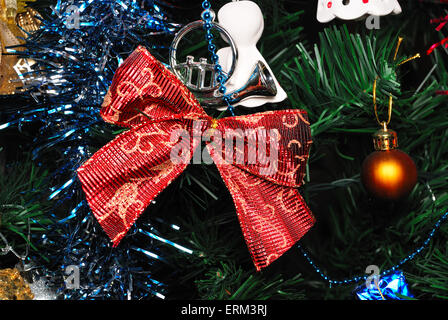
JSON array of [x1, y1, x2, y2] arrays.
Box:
[[372, 125, 398, 151]]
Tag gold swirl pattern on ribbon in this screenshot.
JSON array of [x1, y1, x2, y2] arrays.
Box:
[[277, 189, 301, 214], [120, 125, 167, 155], [97, 180, 145, 228], [117, 67, 162, 100], [282, 114, 299, 128], [149, 159, 176, 184]]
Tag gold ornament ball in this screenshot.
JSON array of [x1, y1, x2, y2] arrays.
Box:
[[361, 127, 417, 200]]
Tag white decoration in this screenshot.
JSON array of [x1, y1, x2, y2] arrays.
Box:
[[29, 278, 57, 300], [216, 0, 287, 108], [317, 0, 402, 23]]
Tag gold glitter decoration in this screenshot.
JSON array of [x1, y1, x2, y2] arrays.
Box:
[[16, 7, 40, 32], [0, 0, 40, 95], [0, 268, 34, 300]]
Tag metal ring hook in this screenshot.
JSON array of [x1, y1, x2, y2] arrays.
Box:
[[373, 77, 393, 128]]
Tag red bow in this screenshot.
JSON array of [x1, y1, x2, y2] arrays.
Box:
[[77, 46, 315, 270]]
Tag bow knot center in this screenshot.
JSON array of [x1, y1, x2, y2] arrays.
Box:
[[210, 118, 219, 129]]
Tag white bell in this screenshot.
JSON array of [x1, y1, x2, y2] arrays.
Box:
[[216, 0, 287, 108], [317, 0, 402, 23]]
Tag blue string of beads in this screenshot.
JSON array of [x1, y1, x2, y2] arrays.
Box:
[[201, 0, 235, 115], [298, 211, 448, 287]]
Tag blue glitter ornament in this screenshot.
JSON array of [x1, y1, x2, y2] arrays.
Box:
[[355, 271, 414, 300]]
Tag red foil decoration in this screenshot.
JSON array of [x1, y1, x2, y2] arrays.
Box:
[[427, 14, 448, 55], [77, 46, 315, 270]]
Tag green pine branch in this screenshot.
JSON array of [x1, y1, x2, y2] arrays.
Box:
[[0, 159, 51, 261]]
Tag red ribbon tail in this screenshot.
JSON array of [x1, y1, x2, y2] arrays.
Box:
[[213, 161, 315, 270]]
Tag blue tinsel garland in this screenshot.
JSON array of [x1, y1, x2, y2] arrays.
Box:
[[1, 0, 195, 300]]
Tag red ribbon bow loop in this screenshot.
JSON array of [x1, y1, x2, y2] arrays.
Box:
[[77, 46, 315, 270]]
